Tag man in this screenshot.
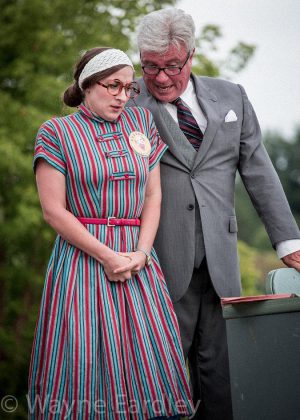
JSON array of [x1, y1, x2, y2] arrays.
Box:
[[128, 8, 300, 420]]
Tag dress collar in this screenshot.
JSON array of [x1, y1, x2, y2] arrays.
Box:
[[78, 103, 121, 124]]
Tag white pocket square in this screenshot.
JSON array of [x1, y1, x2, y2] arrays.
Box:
[[225, 110, 237, 122]]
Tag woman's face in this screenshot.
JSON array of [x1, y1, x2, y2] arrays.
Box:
[[84, 66, 134, 121]]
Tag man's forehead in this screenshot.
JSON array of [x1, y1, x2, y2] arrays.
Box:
[[141, 45, 188, 63]]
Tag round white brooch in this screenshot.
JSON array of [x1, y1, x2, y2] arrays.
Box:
[[129, 131, 151, 157]]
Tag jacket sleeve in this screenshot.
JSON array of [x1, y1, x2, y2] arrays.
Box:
[[237, 84, 300, 246]]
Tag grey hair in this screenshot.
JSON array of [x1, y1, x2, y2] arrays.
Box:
[[136, 8, 195, 54]]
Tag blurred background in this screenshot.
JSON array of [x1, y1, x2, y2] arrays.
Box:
[[0, 0, 299, 417]]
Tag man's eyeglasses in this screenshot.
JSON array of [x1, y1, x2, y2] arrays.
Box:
[[142, 52, 190, 76], [97, 80, 140, 99]]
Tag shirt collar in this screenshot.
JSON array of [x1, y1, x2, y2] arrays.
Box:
[[180, 79, 197, 104]]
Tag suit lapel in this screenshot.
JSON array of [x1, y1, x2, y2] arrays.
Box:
[[156, 103, 196, 169], [191, 75, 222, 170], [136, 81, 191, 172], [132, 77, 222, 172]]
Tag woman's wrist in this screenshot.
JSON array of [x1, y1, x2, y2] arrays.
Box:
[[135, 248, 152, 266], [97, 245, 115, 265]]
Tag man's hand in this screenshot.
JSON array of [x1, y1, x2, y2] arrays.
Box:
[[282, 250, 300, 271]]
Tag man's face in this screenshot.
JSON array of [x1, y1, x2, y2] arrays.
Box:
[[141, 44, 194, 103]]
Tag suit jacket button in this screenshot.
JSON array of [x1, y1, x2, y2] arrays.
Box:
[[187, 204, 194, 210]]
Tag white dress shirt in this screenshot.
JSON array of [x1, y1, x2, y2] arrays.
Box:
[[164, 79, 300, 259], [165, 80, 208, 133]]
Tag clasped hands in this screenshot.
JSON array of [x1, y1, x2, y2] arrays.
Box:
[[103, 251, 147, 282]]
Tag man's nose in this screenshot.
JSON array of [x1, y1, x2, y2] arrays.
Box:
[[155, 69, 171, 83]]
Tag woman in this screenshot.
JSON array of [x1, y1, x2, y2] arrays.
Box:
[[28, 47, 194, 419]]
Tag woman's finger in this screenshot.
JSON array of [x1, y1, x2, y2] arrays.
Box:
[[113, 263, 136, 274]]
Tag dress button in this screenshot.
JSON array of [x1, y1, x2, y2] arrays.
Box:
[[187, 204, 194, 211], [113, 134, 118, 139], [98, 136, 104, 141], [125, 174, 129, 179], [119, 151, 123, 155]]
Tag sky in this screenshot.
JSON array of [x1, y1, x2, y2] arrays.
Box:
[[177, 0, 300, 137]]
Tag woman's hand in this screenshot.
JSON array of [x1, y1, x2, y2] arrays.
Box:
[[113, 251, 147, 276], [102, 253, 133, 282]]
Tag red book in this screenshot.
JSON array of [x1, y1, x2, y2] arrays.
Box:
[[221, 294, 293, 305]]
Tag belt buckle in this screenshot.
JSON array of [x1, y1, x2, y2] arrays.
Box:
[[107, 217, 117, 227]]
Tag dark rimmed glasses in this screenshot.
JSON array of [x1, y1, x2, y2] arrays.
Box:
[[142, 52, 190, 76], [97, 80, 140, 99]]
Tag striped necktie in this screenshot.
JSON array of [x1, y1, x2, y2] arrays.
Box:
[[173, 97, 203, 151]]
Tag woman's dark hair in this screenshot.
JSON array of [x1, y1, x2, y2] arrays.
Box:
[[63, 47, 129, 107]]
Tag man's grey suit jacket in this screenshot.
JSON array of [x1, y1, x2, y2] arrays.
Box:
[[129, 75, 300, 302]]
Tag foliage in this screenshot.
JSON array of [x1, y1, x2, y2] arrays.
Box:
[[192, 24, 256, 78], [238, 241, 262, 296], [238, 241, 285, 296]]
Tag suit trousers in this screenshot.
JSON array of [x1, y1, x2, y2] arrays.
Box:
[[173, 260, 233, 420]]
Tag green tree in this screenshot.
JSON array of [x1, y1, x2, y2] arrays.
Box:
[[192, 24, 256, 77], [238, 241, 284, 296], [238, 241, 263, 296], [0, 1, 256, 417]]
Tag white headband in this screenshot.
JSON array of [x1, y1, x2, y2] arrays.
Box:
[[78, 49, 134, 89]]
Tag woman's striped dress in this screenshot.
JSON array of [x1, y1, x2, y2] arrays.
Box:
[[28, 104, 194, 419]]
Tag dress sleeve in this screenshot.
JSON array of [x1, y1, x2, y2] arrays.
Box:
[[33, 120, 67, 175], [148, 112, 168, 171]]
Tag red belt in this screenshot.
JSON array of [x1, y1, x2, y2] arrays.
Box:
[[77, 217, 140, 227]]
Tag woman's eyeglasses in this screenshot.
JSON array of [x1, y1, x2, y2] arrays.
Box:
[[97, 80, 140, 99]]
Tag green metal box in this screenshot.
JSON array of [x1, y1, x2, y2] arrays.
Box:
[[222, 296, 300, 420]]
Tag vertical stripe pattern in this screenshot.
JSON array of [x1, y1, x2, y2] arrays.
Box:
[[173, 97, 203, 150], [29, 105, 194, 419]]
